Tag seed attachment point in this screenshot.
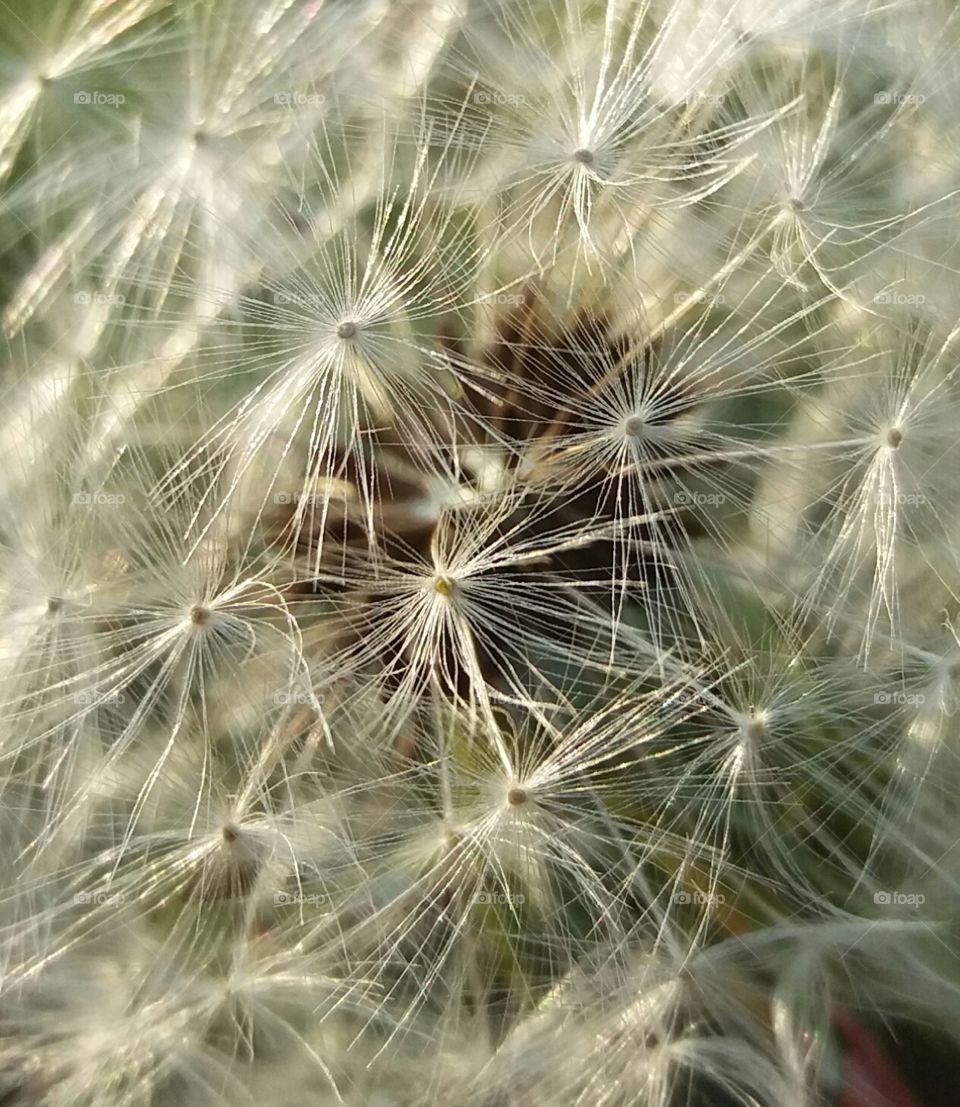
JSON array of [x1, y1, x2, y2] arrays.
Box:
[[744, 716, 769, 743], [190, 603, 212, 627], [433, 576, 455, 598], [506, 786, 528, 807]]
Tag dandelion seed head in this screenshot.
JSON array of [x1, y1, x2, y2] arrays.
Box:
[[4, 2, 960, 1100]]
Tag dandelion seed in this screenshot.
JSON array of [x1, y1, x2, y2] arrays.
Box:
[[154, 116, 495, 567], [785, 321, 960, 659], [430, 0, 788, 272]]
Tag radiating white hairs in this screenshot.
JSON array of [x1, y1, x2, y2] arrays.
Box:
[[1, 1, 959, 1105]]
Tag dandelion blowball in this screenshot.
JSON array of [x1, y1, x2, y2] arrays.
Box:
[[2, 1, 960, 1105]]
